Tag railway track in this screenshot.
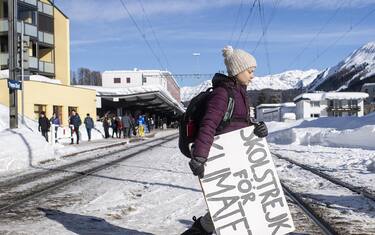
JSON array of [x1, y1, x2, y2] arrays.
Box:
[[282, 183, 338, 235], [273, 152, 375, 202], [0, 133, 179, 213]]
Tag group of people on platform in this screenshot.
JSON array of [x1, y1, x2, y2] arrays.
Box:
[[38, 110, 93, 144], [101, 113, 159, 139], [38, 110, 171, 144]]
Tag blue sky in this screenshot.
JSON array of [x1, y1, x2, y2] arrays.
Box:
[[54, 0, 375, 87]]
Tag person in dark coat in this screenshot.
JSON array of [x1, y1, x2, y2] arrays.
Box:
[[111, 116, 118, 138], [69, 110, 82, 144], [84, 113, 94, 141], [103, 116, 110, 139], [182, 46, 268, 235], [38, 111, 50, 142]]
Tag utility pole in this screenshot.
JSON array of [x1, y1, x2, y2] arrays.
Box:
[[8, 0, 19, 129]]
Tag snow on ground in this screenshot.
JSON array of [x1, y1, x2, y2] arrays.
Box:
[[274, 157, 375, 234], [267, 112, 375, 150], [266, 112, 375, 195], [0, 103, 173, 174], [0, 128, 374, 234], [0, 136, 206, 235]]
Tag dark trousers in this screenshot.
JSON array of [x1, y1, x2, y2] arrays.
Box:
[[112, 128, 118, 138], [71, 127, 79, 144], [86, 128, 92, 140], [104, 127, 110, 138], [123, 127, 131, 138], [41, 130, 48, 142]]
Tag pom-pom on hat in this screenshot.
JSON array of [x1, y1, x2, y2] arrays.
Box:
[[222, 45, 257, 77]]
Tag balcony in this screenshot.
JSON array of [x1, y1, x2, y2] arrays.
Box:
[[38, 1, 53, 16], [0, 53, 8, 66], [39, 61, 54, 74], [38, 31, 54, 45], [0, 19, 37, 38], [29, 56, 38, 69], [327, 106, 360, 112], [0, 19, 7, 33], [17, 22, 38, 38], [19, 0, 38, 8]]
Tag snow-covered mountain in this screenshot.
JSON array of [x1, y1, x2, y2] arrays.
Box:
[[180, 69, 320, 102], [308, 42, 375, 91]]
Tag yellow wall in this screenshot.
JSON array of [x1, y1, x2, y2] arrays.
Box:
[[54, 8, 70, 86], [39, 49, 53, 63], [0, 79, 97, 125]]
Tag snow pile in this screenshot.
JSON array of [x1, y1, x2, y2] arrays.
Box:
[[0, 69, 61, 84], [0, 104, 56, 172], [0, 103, 108, 173], [0, 69, 8, 79], [180, 70, 319, 102], [309, 42, 375, 91], [29, 75, 61, 84], [293, 92, 369, 102], [267, 113, 375, 150]]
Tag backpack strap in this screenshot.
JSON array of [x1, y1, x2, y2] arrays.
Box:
[[216, 87, 235, 132]]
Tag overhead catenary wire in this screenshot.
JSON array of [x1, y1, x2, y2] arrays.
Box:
[[257, 0, 272, 75], [228, 0, 244, 45], [252, 0, 282, 53], [287, 1, 346, 70], [119, 0, 166, 70], [303, 6, 375, 70], [234, 0, 258, 48], [138, 0, 171, 70]]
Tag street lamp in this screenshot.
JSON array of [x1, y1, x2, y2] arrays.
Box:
[[193, 52, 200, 80]]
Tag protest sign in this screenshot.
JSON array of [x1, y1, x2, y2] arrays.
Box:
[[200, 126, 295, 235]]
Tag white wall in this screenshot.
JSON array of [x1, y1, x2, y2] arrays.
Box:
[[102, 71, 167, 88]]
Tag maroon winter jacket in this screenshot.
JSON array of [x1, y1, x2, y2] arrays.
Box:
[[193, 73, 251, 158]]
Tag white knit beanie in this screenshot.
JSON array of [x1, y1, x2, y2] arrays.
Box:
[[222, 45, 257, 77]]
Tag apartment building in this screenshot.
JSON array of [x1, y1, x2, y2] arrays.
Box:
[[0, 0, 96, 125]]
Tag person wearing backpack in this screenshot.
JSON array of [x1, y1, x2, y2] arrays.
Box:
[[181, 46, 268, 235]]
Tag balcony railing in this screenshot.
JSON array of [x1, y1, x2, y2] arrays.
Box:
[[38, 31, 54, 45], [0, 53, 8, 66], [29, 56, 38, 69], [38, 1, 53, 16], [327, 106, 360, 112], [0, 19, 8, 33], [18, 22, 38, 37], [0, 19, 37, 38], [19, 0, 38, 7], [39, 61, 54, 74]]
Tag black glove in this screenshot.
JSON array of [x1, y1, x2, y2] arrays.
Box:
[[253, 121, 268, 138], [189, 156, 207, 179]]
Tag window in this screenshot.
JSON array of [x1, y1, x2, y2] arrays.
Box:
[[0, 37, 8, 53], [310, 114, 320, 118], [114, 77, 121, 84], [34, 104, 46, 120], [68, 106, 78, 117], [38, 14, 54, 33], [348, 100, 358, 107], [142, 76, 147, 84], [126, 77, 131, 83], [311, 101, 320, 107], [3, 2, 8, 18]]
